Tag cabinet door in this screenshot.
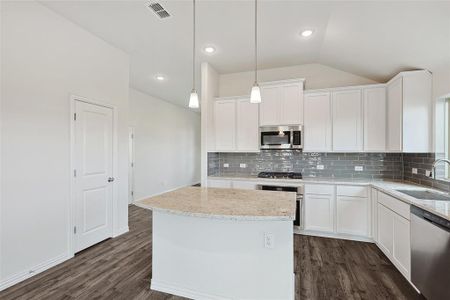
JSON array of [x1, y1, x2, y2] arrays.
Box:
[[214, 100, 236, 151], [371, 188, 378, 241], [304, 193, 334, 232], [232, 181, 258, 190], [377, 203, 394, 256], [207, 179, 232, 188], [387, 77, 403, 152], [280, 83, 303, 125], [393, 214, 411, 279], [260, 86, 281, 126], [303, 93, 332, 152], [364, 87, 386, 152], [236, 98, 259, 151], [336, 196, 369, 236], [332, 89, 363, 151]]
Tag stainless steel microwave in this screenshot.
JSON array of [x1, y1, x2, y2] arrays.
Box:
[[260, 125, 303, 150]]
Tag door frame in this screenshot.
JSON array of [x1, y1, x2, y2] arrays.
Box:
[[128, 126, 135, 204], [69, 95, 119, 257]]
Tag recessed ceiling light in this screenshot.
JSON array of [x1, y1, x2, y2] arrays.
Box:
[[155, 75, 165, 81], [204, 46, 216, 54], [300, 29, 314, 38]]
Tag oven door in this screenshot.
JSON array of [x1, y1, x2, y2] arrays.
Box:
[[260, 128, 292, 149]]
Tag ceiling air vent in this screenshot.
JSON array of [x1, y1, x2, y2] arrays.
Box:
[[147, 2, 171, 19]]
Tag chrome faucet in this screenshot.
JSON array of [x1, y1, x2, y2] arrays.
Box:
[[431, 158, 450, 179]]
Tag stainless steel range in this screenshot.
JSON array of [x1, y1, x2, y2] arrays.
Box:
[[257, 172, 303, 228]]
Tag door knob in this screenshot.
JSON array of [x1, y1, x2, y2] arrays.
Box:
[[108, 177, 115, 182]]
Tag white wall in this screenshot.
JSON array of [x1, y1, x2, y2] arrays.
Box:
[[129, 88, 200, 200], [219, 63, 379, 97], [1, 1, 130, 289]]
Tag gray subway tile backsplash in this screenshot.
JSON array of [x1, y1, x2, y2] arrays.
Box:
[[208, 151, 450, 192]]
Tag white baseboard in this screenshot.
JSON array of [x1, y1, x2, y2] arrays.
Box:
[[0, 252, 69, 292], [113, 226, 129, 238], [151, 279, 230, 300], [295, 228, 374, 243]]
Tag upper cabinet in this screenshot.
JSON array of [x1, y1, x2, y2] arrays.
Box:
[[214, 96, 259, 152], [304, 92, 332, 152], [363, 86, 386, 152], [386, 70, 432, 152], [260, 80, 304, 126], [332, 89, 363, 152]]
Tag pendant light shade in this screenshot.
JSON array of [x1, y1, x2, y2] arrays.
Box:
[[189, 89, 199, 108], [250, 83, 261, 104], [250, 0, 261, 104], [188, 0, 199, 109]]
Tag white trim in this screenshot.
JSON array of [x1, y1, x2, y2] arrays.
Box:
[[295, 228, 374, 243], [69, 95, 119, 255], [151, 279, 230, 300], [112, 226, 129, 238], [0, 253, 69, 292], [128, 127, 135, 204], [260, 78, 305, 86], [305, 83, 386, 94]]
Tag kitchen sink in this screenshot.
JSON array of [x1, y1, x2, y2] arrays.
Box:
[[395, 189, 450, 201]]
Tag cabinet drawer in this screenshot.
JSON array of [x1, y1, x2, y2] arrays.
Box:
[[378, 192, 410, 220], [337, 185, 368, 197], [305, 184, 334, 195]]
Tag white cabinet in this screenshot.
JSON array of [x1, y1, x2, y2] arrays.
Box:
[[387, 77, 403, 152], [260, 80, 304, 126], [236, 98, 259, 151], [207, 179, 232, 188], [303, 92, 332, 152], [304, 193, 335, 232], [332, 89, 363, 151], [214, 97, 259, 152], [214, 99, 236, 151], [376, 191, 411, 280], [231, 180, 258, 190], [363, 86, 386, 151], [336, 196, 369, 236], [386, 70, 432, 152]]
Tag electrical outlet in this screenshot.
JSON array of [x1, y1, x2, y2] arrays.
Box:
[[240, 163, 247, 168], [223, 163, 229, 168], [426, 170, 432, 177], [264, 233, 275, 249], [355, 166, 364, 171], [316, 164, 324, 170], [412, 168, 418, 174]]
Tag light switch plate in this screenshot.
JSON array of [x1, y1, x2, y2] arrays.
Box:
[[240, 163, 247, 168], [264, 233, 275, 249], [355, 166, 364, 171], [223, 163, 229, 168], [316, 165, 324, 170], [412, 168, 418, 174], [426, 170, 432, 177]]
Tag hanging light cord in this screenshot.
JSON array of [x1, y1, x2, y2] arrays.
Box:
[[254, 0, 258, 84], [193, 0, 196, 90]]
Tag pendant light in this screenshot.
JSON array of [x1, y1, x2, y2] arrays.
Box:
[[250, 0, 261, 104], [188, 0, 199, 109]]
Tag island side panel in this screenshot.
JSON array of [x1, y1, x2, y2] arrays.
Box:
[[150, 210, 294, 300]]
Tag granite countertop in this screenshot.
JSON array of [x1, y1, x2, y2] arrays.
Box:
[[208, 175, 450, 221], [135, 187, 296, 221]]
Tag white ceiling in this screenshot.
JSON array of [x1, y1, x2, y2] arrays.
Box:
[[41, 0, 450, 108]]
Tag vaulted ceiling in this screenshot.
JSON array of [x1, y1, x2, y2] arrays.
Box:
[[41, 0, 450, 107]]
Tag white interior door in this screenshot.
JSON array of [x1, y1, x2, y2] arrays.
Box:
[[74, 100, 113, 253]]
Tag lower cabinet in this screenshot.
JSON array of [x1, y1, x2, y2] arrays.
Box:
[[304, 193, 335, 232], [376, 192, 411, 280], [207, 179, 232, 188], [303, 184, 370, 238], [231, 180, 258, 190], [207, 179, 257, 190], [336, 196, 369, 236]]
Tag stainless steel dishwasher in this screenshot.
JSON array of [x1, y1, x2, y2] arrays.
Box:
[[411, 205, 450, 299]]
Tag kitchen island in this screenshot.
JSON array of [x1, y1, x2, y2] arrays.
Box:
[[135, 187, 296, 300]]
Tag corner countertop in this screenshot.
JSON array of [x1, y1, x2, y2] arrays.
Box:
[[134, 186, 296, 221], [208, 175, 450, 221]]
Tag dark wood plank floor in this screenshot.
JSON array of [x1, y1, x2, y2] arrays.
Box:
[[1, 205, 421, 300]]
